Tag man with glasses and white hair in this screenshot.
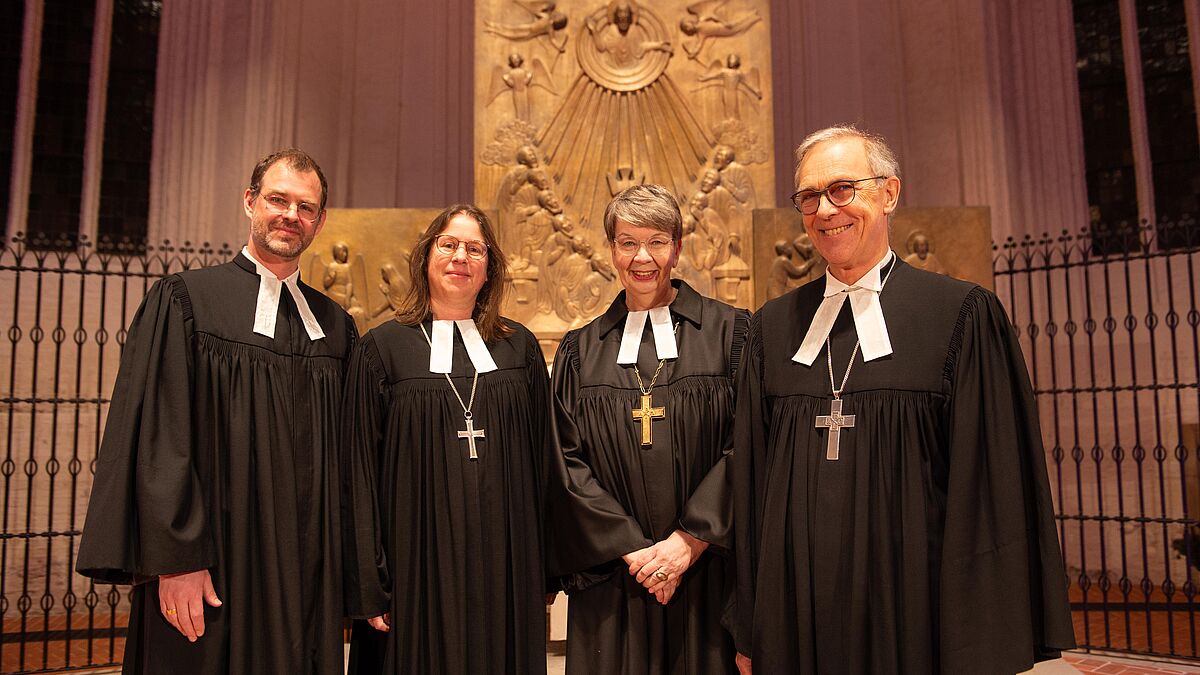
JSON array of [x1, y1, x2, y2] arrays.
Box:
[[77, 149, 355, 674], [729, 126, 1075, 674]]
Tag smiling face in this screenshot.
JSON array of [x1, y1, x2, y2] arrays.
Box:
[[795, 137, 900, 283], [427, 213, 488, 311], [610, 218, 680, 310], [244, 162, 326, 264]]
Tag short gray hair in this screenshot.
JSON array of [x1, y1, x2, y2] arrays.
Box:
[[793, 125, 900, 188], [603, 184, 683, 241]]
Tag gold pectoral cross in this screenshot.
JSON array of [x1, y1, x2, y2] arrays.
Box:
[[631, 392, 666, 446], [815, 398, 855, 461]]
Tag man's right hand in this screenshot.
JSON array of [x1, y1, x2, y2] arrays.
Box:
[[735, 652, 752, 675], [158, 569, 222, 642]]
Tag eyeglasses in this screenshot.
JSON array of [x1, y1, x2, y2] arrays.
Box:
[[260, 194, 322, 223], [433, 234, 488, 260], [612, 236, 674, 256], [790, 176, 885, 215]]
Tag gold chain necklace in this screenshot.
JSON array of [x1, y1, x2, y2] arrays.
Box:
[[629, 322, 678, 447]]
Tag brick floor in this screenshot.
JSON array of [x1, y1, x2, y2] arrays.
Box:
[[1064, 653, 1200, 673], [0, 637, 124, 674], [9, 635, 1200, 674]]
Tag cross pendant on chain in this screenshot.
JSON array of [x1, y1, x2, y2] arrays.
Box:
[[457, 416, 485, 460], [814, 398, 855, 461], [630, 392, 666, 446]]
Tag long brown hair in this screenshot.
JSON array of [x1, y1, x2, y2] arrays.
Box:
[[394, 204, 514, 342]]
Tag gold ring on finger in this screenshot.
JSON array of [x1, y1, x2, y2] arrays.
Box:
[[166, 608, 177, 616], [653, 570, 668, 582]]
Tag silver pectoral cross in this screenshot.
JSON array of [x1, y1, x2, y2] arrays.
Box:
[[815, 398, 855, 461], [457, 415, 485, 460]]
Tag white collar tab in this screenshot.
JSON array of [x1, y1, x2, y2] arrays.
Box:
[[792, 250, 895, 366], [428, 318, 499, 374], [617, 305, 677, 365], [241, 247, 325, 341]]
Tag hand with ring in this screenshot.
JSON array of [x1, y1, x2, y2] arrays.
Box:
[[158, 569, 222, 642], [625, 530, 710, 604]]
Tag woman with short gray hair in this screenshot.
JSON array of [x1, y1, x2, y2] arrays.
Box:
[[547, 184, 746, 673]]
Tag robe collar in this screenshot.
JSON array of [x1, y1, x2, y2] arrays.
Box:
[[598, 279, 704, 339], [424, 317, 499, 374], [236, 247, 326, 341], [793, 250, 898, 366]]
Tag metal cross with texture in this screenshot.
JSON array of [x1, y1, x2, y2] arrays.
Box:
[[631, 393, 666, 446], [815, 398, 855, 461]]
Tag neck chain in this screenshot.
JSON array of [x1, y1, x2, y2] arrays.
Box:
[[815, 256, 896, 461], [420, 323, 479, 413], [826, 339, 860, 400], [631, 322, 680, 394], [823, 256, 897, 398], [628, 321, 679, 447], [420, 323, 484, 459]]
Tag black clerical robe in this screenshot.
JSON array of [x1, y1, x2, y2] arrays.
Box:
[[342, 319, 550, 675], [730, 259, 1076, 674], [76, 255, 356, 675], [548, 281, 747, 674]]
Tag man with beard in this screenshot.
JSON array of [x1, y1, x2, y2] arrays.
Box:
[[77, 149, 355, 674]]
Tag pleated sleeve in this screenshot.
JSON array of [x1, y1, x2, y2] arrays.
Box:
[[521, 325, 553, 502], [340, 334, 392, 619], [675, 309, 749, 551], [545, 330, 652, 579], [939, 287, 1076, 672], [727, 311, 769, 656], [76, 276, 212, 584]]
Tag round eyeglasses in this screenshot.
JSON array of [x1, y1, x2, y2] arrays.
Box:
[[790, 176, 885, 215], [612, 236, 674, 257], [260, 194, 322, 223], [433, 234, 489, 260]]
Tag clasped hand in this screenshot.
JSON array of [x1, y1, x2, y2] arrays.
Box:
[[621, 530, 708, 605], [157, 569, 222, 642]]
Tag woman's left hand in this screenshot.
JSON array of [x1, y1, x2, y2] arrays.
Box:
[[628, 530, 709, 598]]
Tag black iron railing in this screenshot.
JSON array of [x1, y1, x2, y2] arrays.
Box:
[[0, 233, 234, 674], [994, 218, 1200, 660], [0, 218, 1198, 671]]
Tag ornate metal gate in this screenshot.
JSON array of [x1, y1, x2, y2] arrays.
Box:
[[2, 219, 1199, 672], [994, 220, 1200, 660], [0, 233, 233, 674]]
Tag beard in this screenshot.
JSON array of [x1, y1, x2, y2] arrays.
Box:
[[250, 218, 312, 260]]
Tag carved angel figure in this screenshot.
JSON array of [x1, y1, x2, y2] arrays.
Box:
[[371, 260, 410, 323], [487, 52, 558, 121], [679, 0, 762, 60], [484, 0, 570, 55], [695, 53, 761, 121], [309, 241, 369, 332], [495, 145, 545, 258]]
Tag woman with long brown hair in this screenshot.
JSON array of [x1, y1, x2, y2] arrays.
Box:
[[342, 204, 551, 674]]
